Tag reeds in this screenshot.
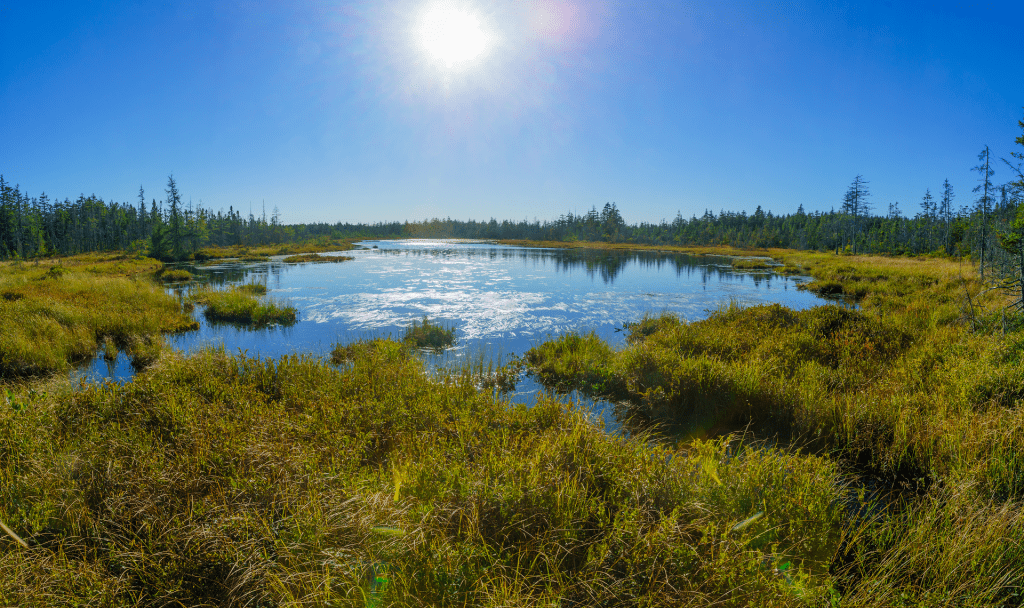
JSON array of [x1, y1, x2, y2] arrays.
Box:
[[5, 249, 1024, 605], [0, 344, 858, 606]]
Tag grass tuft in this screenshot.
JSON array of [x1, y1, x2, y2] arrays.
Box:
[[159, 268, 193, 282], [730, 258, 773, 270], [190, 285, 297, 327], [402, 316, 456, 351]]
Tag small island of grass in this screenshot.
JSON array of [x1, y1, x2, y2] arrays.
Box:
[[159, 268, 193, 282], [402, 316, 456, 350], [730, 258, 772, 270], [190, 286, 296, 327], [236, 282, 267, 295], [282, 253, 354, 263]]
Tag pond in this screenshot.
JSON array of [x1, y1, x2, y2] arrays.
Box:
[[80, 240, 828, 424]]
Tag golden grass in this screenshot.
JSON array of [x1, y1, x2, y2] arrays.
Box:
[[189, 285, 297, 327], [194, 240, 354, 261], [4, 245, 1024, 605], [281, 253, 354, 263], [0, 255, 197, 377]]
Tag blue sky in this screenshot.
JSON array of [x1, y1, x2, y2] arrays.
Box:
[[2, 0, 1022, 224]]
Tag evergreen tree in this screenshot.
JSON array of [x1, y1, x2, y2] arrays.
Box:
[[842, 175, 871, 253], [973, 146, 995, 280], [165, 175, 183, 259], [940, 179, 955, 254]]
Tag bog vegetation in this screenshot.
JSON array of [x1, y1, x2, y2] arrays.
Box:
[[402, 316, 457, 351], [189, 284, 297, 327], [2, 246, 1024, 606], [1, 111, 1023, 605], [0, 254, 197, 377]]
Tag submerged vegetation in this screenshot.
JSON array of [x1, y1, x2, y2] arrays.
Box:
[[190, 284, 296, 327]]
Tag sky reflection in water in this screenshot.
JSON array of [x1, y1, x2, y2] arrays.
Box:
[[82, 240, 827, 425]]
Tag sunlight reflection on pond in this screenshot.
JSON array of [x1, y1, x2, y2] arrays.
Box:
[[78, 240, 829, 429]]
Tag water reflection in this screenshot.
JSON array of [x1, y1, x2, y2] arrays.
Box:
[[77, 240, 822, 395]]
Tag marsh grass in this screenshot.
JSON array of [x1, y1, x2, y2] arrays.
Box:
[[0, 343, 863, 606], [190, 285, 296, 327], [236, 282, 267, 296], [282, 253, 354, 263], [194, 240, 354, 262], [402, 316, 456, 351], [731, 258, 773, 270], [159, 268, 193, 282], [6, 248, 1024, 605], [0, 254, 197, 377]]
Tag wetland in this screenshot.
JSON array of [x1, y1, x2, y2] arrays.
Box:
[[4, 242, 1024, 607]]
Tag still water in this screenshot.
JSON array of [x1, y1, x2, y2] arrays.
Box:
[[82, 240, 827, 411]]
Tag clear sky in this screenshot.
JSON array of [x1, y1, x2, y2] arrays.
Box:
[[2, 1, 1022, 225]]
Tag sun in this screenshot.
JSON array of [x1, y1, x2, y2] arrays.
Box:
[[420, 7, 488, 68]]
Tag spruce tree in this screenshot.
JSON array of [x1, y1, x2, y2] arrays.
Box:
[[842, 176, 871, 253], [973, 146, 995, 280], [165, 175, 183, 260], [940, 179, 955, 254]]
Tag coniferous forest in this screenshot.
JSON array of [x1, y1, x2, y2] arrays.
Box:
[[2, 111, 1023, 268]]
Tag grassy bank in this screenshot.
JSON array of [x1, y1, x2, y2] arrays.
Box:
[[194, 240, 354, 262], [190, 285, 297, 327], [524, 252, 1016, 484], [0, 254, 197, 377]]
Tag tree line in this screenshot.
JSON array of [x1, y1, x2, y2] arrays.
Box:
[[3, 113, 1022, 267]]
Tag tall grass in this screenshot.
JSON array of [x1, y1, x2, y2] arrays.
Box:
[[3, 341, 1022, 605], [5, 249, 1024, 605], [0, 343, 862, 606], [0, 255, 197, 377], [524, 255, 1016, 489]]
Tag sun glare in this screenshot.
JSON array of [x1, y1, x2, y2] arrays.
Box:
[[420, 7, 487, 67]]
